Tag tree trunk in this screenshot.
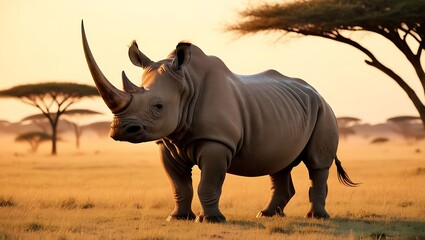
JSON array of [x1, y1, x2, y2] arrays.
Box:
[[76, 130, 81, 149], [51, 121, 58, 155], [29, 140, 37, 152], [418, 106, 425, 131], [72, 123, 81, 149], [365, 60, 425, 130]]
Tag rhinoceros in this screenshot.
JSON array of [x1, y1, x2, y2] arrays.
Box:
[[81, 22, 356, 223]]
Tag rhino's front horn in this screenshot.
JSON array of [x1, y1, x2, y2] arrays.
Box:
[[81, 21, 131, 113]]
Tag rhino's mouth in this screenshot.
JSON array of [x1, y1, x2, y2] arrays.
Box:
[[110, 122, 149, 143]]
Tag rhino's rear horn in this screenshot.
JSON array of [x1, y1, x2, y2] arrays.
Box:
[[122, 71, 143, 93], [81, 21, 131, 113]]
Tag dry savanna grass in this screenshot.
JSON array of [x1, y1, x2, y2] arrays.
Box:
[[0, 134, 424, 239]]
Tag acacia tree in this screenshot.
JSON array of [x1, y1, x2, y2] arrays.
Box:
[[21, 113, 52, 133], [81, 121, 111, 138], [61, 109, 102, 149], [387, 115, 425, 143], [228, 0, 425, 129], [21, 109, 101, 149], [337, 117, 361, 140], [15, 132, 51, 153], [0, 83, 99, 155]]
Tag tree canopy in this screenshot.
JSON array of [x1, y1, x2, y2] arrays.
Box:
[[15, 131, 52, 153], [387, 115, 424, 143], [337, 117, 362, 126], [0, 82, 98, 113], [229, 0, 425, 129], [62, 109, 102, 117], [15, 132, 51, 141], [229, 0, 424, 36], [387, 115, 421, 123], [0, 82, 98, 97]]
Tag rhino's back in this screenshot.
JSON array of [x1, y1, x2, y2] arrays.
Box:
[[228, 70, 322, 176]]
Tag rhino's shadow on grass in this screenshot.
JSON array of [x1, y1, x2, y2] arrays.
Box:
[[282, 217, 425, 239], [318, 217, 424, 238], [225, 217, 425, 238]]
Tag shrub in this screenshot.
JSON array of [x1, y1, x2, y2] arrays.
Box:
[[59, 197, 95, 209], [269, 226, 293, 235], [26, 222, 45, 232], [0, 231, 16, 240], [59, 198, 78, 209], [80, 201, 95, 209], [0, 197, 15, 207]]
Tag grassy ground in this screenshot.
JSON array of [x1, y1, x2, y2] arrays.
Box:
[[0, 136, 424, 239]]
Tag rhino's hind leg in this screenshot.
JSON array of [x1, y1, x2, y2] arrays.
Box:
[[257, 166, 295, 218], [302, 101, 338, 219], [159, 142, 196, 221], [305, 168, 330, 219]]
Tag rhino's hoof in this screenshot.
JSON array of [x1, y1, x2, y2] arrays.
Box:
[[256, 207, 285, 218], [166, 213, 196, 221], [305, 211, 330, 219], [195, 215, 226, 223], [256, 210, 285, 218]]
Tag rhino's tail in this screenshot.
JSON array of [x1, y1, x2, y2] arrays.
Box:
[[335, 156, 359, 187]]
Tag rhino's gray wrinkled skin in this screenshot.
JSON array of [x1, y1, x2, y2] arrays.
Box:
[[82, 22, 357, 223]]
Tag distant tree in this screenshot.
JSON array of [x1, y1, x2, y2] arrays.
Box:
[[387, 115, 425, 143], [21, 114, 51, 133], [0, 82, 99, 155], [228, 0, 425, 129], [15, 132, 51, 153], [20, 109, 101, 149], [337, 117, 362, 127], [370, 137, 390, 144], [338, 128, 356, 141], [337, 117, 361, 140], [388, 116, 422, 122], [0, 120, 11, 131], [82, 121, 111, 138], [61, 109, 102, 149], [0, 120, 9, 126]]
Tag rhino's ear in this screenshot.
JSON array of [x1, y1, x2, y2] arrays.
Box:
[[172, 42, 191, 70], [128, 41, 153, 69]]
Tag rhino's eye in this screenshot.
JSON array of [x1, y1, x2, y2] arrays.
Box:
[[149, 97, 164, 118], [154, 104, 163, 110]]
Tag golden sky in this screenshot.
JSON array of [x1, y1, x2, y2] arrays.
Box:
[[0, 0, 422, 124]]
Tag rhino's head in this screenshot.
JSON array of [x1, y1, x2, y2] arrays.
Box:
[[82, 22, 191, 143]]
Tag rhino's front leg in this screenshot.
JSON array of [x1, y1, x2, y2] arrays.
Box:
[[194, 141, 231, 223], [158, 142, 196, 221]]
